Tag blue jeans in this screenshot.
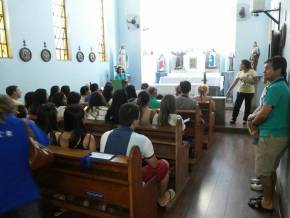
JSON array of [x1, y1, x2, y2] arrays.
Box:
[[1, 201, 41, 218]]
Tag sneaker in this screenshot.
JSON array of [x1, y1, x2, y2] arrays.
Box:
[[53, 208, 66, 217], [250, 183, 263, 191], [250, 177, 261, 184], [230, 120, 236, 125]]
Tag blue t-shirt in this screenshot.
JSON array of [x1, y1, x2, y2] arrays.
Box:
[[0, 114, 45, 214]]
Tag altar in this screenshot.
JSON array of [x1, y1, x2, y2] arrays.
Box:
[[159, 71, 224, 90]]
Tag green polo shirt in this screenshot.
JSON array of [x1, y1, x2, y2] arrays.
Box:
[[149, 97, 160, 109], [259, 77, 290, 137]]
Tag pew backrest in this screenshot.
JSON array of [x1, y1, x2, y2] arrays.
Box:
[[35, 146, 157, 218]]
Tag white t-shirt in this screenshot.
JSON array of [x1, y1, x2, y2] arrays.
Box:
[[100, 130, 154, 158], [57, 106, 66, 119], [152, 113, 186, 131]]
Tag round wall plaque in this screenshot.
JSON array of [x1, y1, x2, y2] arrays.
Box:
[[41, 49, 51, 62], [19, 47, 32, 62], [76, 51, 84, 62], [89, 52, 96, 62]]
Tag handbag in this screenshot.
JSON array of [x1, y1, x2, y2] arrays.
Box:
[[23, 120, 54, 170]]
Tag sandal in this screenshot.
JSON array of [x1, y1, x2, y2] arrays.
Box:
[[158, 189, 176, 207], [248, 195, 263, 202], [248, 198, 273, 212]]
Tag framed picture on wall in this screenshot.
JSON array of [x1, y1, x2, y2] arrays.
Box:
[[189, 57, 197, 69]]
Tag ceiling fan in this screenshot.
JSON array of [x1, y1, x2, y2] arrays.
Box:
[[126, 15, 140, 30], [237, 3, 251, 21]]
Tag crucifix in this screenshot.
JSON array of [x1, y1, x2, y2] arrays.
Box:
[[202, 72, 207, 84]]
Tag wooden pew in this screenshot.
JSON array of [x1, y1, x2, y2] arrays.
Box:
[[197, 101, 215, 147], [58, 119, 189, 204], [35, 146, 157, 218], [134, 118, 189, 203], [176, 108, 204, 161]]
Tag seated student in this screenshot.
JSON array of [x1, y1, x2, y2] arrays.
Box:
[[16, 105, 28, 119], [114, 66, 128, 82], [60, 85, 70, 97], [141, 83, 149, 90], [29, 88, 48, 119], [102, 83, 113, 105], [24, 91, 34, 113], [175, 81, 197, 109], [100, 103, 175, 207], [105, 89, 127, 123], [193, 84, 216, 111], [136, 83, 149, 95], [148, 86, 160, 109], [175, 85, 181, 97], [86, 92, 108, 120], [55, 105, 96, 151], [48, 85, 60, 102], [36, 103, 58, 145], [137, 91, 156, 125], [90, 83, 99, 93], [125, 85, 137, 102], [84, 83, 99, 103], [51, 92, 67, 119], [152, 94, 185, 131], [80, 85, 91, 104], [67, 92, 81, 105], [6, 85, 22, 106]]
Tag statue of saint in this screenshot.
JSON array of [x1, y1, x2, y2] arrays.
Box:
[[172, 51, 186, 70], [250, 41, 260, 71], [118, 45, 129, 71]]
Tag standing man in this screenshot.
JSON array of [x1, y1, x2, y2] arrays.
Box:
[[248, 56, 290, 212]]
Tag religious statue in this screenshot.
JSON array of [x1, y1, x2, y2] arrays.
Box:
[[118, 45, 129, 71], [157, 55, 165, 72], [205, 49, 219, 69], [249, 41, 260, 71], [228, 52, 235, 71], [208, 49, 216, 68], [172, 51, 186, 70]]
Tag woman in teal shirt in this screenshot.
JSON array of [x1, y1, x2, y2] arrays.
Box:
[[114, 66, 128, 82]]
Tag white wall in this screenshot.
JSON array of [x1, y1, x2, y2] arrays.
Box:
[[234, 0, 270, 106], [116, 0, 142, 88], [0, 0, 118, 97]]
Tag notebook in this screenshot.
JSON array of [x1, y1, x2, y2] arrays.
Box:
[[89, 152, 115, 160]]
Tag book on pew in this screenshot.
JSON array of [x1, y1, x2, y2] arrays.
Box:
[[89, 152, 115, 160]]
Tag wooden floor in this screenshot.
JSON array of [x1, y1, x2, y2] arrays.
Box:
[[52, 132, 277, 218], [160, 133, 275, 218]]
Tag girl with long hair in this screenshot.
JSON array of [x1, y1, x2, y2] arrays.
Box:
[[152, 94, 185, 130], [105, 89, 127, 123], [55, 105, 96, 151], [136, 91, 156, 125]]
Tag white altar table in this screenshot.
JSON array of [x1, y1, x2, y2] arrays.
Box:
[[159, 72, 224, 89]]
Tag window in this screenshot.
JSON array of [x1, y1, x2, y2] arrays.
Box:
[[0, 0, 9, 58], [52, 0, 69, 60], [96, 0, 106, 62]]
